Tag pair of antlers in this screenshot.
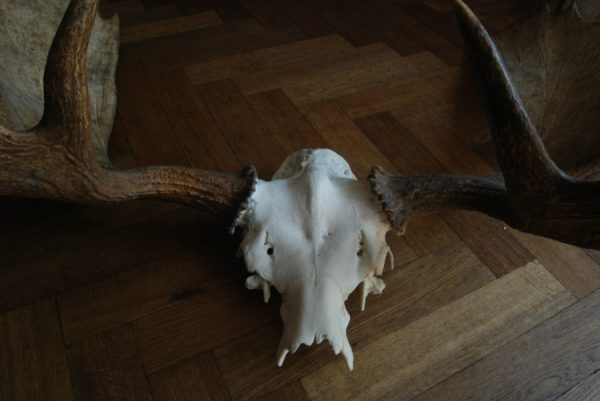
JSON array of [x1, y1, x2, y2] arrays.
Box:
[[1, 0, 598, 249]]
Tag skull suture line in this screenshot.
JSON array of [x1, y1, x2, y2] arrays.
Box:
[[239, 149, 394, 370]]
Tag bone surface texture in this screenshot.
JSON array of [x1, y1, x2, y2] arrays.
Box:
[[239, 149, 393, 370]]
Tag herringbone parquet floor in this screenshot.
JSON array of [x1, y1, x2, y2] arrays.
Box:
[[3, 0, 600, 400]]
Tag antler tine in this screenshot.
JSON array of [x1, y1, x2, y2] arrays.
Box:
[[39, 0, 96, 154], [370, 0, 600, 249], [0, 0, 257, 231], [452, 0, 566, 193]]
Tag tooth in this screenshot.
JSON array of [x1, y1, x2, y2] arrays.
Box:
[[360, 280, 368, 311], [277, 348, 289, 367], [387, 246, 395, 271], [342, 336, 354, 371], [262, 280, 271, 303], [331, 338, 342, 355]]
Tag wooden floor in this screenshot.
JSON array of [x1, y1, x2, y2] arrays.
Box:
[[3, 0, 600, 400]]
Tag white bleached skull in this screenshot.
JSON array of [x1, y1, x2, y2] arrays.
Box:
[[239, 149, 393, 370]]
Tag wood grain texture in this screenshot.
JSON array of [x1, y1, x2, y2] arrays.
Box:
[[214, 243, 494, 401], [185, 35, 353, 85], [302, 261, 575, 401], [0, 299, 74, 401], [412, 288, 600, 401], [4, 1, 596, 400], [134, 280, 279, 373], [149, 352, 231, 401], [120, 11, 222, 43], [254, 382, 311, 401], [68, 324, 153, 401], [555, 370, 600, 401], [512, 230, 600, 298], [58, 230, 241, 344]]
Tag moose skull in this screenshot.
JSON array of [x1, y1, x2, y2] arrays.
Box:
[[239, 149, 393, 370]]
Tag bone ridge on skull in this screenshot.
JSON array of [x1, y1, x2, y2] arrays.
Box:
[[239, 149, 393, 370]]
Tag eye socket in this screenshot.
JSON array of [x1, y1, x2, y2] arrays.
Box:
[[267, 247, 274, 256]]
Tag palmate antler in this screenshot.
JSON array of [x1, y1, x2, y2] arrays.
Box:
[[370, 0, 600, 250], [0, 0, 256, 230]]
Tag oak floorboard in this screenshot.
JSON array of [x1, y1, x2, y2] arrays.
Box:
[[214, 243, 494, 401], [134, 279, 279, 373], [284, 51, 448, 107], [235, 43, 399, 96], [301, 261, 575, 401], [369, 0, 463, 65], [336, 66, 461, 119], [442, 211, 534, 277], [120, 19, 305, 70], [117, 59, 187, 166], [58, 229, 241, 344], [269, 0, 336, 38], [555, 370, 600, 401], [118, 4, 182, 28], [185, 35, 353, 85], [254, 382, 311, 401], [511, 230, 600, 299], [146, 68, 242, 172], [149, 352, 231, 401], [412, 287, 600, 401], [0, 207, 202, 313], [247, 89, 328, 155], [68, 325, 153, 401], [300, 101, 396, 178], [198, 79, 287, 177], [0, 299, 74, 401], [120, 11, 222, 44]]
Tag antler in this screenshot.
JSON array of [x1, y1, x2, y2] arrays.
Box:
[[370, 0, 600, 250], [0, 0, 256, 230]]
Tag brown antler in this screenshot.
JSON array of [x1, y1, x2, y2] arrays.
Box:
[[370, 0, 600, 250], [0, 0, 256, 230]]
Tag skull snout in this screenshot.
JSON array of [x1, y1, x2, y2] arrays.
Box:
[[277, 276, 354, 370]]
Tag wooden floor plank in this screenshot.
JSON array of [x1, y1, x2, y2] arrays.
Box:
[[117, 59, 187, 166], [58, 229, 241, 344], [254, 382, 311, 401], [149, 352, 231, 401], [121, 11, 222, 44], [336, 66, 461, 119], [146, 68, 242, 172], [246, 89, 328, 156], [185, 35, 353, 85], [198, 78, 287, 177], [134, 280, 279, 373], [300, 101, 396, 178], [301, 261, 575, 401], [68, 325, 153, 401], [0, 299, 74, 401], [369, 0, 463, 66], [214, 243, 494, 401], [235, 43, 399, 96], [0, 207, 201, 314], [284, 51, 448, 106], [555, 370, 600, 401], [442, 211, 534, 277], [412, 288, 600, 401], [512, 230, 600, 299]]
